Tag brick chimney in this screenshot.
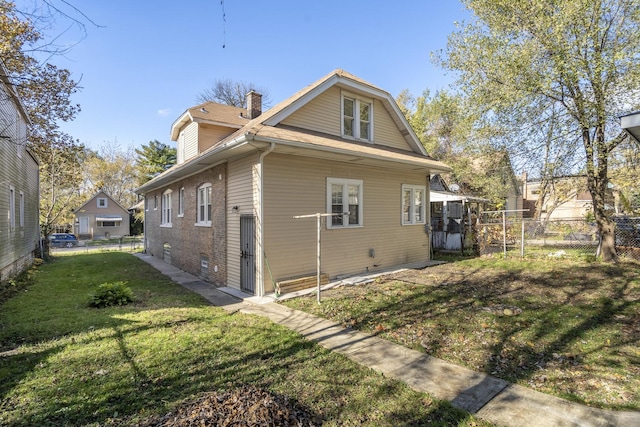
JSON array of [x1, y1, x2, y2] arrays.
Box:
[[246, 90, 262, 119]]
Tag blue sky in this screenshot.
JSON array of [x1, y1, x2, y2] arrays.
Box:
[[23, 1, 470, 150]]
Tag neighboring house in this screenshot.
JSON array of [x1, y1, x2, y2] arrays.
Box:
[[521, 173, 593, 220], [73, 191, 131, 239], [449, 149, 523, 218], [621, 111, 640, 144], [430, 174, 487, 252], [136, 69, 450, 296], [0, 63, 40, 281]]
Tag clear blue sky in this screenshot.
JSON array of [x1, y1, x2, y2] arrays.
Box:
[[23, 0, 471, 151]]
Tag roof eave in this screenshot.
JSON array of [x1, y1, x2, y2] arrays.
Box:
[[135, 133, 256, 194], [252, 134, 451, 173], [621, 111, 640, 144], [170, 111, 193, 141]]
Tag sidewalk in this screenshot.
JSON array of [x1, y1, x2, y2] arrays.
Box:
[[134, 253, 640, 427]]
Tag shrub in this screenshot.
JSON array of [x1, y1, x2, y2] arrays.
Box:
[[89, 281, 134, 308], [0, 262, 40, 305]]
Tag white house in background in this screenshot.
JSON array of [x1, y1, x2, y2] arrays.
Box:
[[0, 63, 40, 281]]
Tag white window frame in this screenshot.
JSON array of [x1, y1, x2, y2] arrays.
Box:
[[19, 191, 24, 228], [97, 197, 108, 208], [326, 178, 363, 229], [341, 91, 373, 142], [178, 131, 185, 164], [161, 189, 172, 227], [9, 185, 15, 231], [196, 183, 212, 226], [178, 187, 185, 217], [97, 220, 121, 227], [402, 184, 426, 225]]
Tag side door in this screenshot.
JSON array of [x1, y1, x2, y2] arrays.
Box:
[[240, 215, 256, 294]]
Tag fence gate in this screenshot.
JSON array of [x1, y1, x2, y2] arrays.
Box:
[[240, 215, 256, 294]]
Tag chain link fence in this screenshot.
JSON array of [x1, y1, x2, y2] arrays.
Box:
[[474, 217, 640, 260]]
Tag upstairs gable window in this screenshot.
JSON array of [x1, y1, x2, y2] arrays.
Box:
[[97, 197, 108, 208], [342, 92, 373, 141]]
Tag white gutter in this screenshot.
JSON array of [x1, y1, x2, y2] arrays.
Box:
[[135, 133, 252, 194], [256, 141, 275, 297]]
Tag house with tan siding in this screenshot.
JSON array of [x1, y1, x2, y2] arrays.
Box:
[[0, 64, 40, 281], [73, 191, 131, 239], [136, 69, 450, 296]]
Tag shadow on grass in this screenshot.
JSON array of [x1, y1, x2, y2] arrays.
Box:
[[1, 252, 483, 426], [286, 260, 640, 411]]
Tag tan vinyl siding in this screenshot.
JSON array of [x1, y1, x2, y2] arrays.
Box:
[[198, 123, 237, 153], [183, 122, 199, 161], [262, 153, 430, 293], [280, 86, 415, 153], [226, 154, 259, 289], [373, 100, 413, 151], [280, 86, 341, 135]]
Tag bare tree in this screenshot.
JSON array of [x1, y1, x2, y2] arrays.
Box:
[[196, 78, 271, 108]]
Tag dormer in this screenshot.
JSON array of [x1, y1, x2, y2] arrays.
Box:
[[170, 99, 255, 164]]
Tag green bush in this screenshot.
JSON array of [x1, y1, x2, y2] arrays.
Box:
[[89, 281, 134, 308]]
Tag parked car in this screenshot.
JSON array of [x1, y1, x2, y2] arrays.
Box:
[[614, 217, 640, 248], [49, 233, 79, 248]]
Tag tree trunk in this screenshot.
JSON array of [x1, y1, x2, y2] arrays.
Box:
[[583, 126, 617, 262]]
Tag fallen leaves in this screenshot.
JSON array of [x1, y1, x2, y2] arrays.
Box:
[[136, 385, 320, 426]]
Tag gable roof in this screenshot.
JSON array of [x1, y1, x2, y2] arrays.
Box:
[[0, 62, 30, 126], [74, 190, 130, 214], [224, 69, 428, 156], [170, 102, 248, 140], [138, 69, 451, 194]]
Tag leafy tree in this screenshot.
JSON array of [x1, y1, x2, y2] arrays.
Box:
[[196, 78, 271, 108], [0, 0, 85, 247], [83, 143, 138, 208], [435, 0, 640, 261], [609, 139, 640, 214], [397, 89, 515, 209], [134, 140, 177, 186]]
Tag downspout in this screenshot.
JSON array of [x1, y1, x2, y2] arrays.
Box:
[[426, 172, 432, 262], [143, 196, 147, 253], [256, 142, 275, 297]]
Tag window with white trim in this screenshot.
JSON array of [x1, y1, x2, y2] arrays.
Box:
[[327, 178, 363, 228], [161, 189, 172, 226], [178, 187, 185, 217], [97, 220, 121, 227], [97, 197, 108, 208], [19, 191, 24, 227], [196, 183, 212, 226], [9, 185, 15, 231], [342, 92, 372, 141], [402, 184, 426, 225]]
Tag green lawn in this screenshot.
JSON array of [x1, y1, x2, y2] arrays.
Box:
[[283, 256, 640, 411], [0, 252, 491, 426]]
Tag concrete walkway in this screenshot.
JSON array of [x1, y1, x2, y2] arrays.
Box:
[[134, 253, 640, 427]]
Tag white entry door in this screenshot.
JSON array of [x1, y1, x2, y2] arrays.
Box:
[[79, 217, 89, 234]]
